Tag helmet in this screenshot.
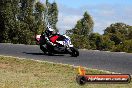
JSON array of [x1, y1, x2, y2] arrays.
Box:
[[45, 27, 56, 36], [48, 27, 54, 32]]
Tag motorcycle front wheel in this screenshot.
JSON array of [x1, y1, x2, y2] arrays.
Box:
[[70, 47, 79, 57]]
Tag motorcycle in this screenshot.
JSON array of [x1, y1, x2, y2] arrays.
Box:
[[36, 34, 79, 57]]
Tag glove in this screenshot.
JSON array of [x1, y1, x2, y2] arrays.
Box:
[[49, 42, 56, 46], [52, 43, 57, 46]]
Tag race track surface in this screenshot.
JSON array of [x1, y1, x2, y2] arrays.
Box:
[[0, 43, 132, 74]]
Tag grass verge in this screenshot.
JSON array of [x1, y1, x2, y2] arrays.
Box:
[[0, 56, 131, 88]]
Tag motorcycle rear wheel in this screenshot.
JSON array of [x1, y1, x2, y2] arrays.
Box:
[[40, 45, 54, 55], [40, 45, 47, 54]]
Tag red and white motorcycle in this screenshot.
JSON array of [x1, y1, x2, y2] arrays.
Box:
[[36, 34, 79, 57]]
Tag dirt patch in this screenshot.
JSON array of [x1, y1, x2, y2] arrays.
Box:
[[0, 63, 10, 69]]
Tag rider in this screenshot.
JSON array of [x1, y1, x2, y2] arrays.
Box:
[[40, 26, 59, 47]]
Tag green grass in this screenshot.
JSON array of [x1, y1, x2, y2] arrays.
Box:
[[0, 56, 131, 88]]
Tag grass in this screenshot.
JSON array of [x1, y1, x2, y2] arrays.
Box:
[[0, 56, 131, 88]]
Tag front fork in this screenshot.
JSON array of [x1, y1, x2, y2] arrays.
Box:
[[66, 46, 72, 53]]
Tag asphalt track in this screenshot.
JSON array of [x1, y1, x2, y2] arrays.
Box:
[[0, 43, 132, 74]]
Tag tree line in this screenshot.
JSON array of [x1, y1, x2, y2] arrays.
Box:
[[0, 0, 132, 53], [67, 12, 132, 53], [0, 0, 58, 44]]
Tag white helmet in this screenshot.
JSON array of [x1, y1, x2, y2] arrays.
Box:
[[46, 26, 56, 36], [48, 27, 54, 32]]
